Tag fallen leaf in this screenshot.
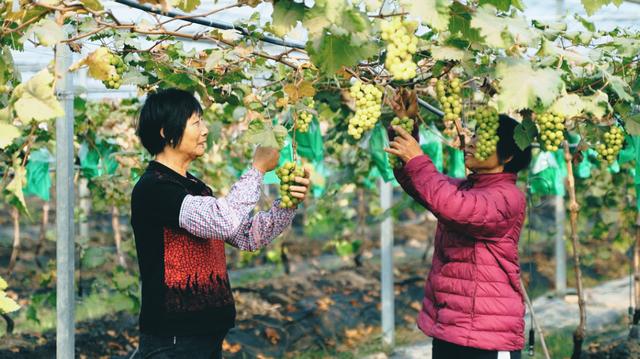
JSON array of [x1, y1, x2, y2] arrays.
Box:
[[222, 340, 242, 353], [264, 327, 280, 345]]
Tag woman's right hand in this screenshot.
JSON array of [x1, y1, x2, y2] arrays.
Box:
[[253, 146, 280, 174]]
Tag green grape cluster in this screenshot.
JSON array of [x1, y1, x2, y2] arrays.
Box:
[[380, 17, 419, 81], [596, 126, 624, 163], [536, 112, 565, 151], [297, 112, 313, 132], [348, 80, 383, 140], [276, 161, 304, 209], [435, 77, 462, 138], [470, 106, 499, 161], [296, 98, 315, 133], [388, 116, 415, 168], [103, 53, 127, 89]]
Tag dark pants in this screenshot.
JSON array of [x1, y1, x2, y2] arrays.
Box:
[[138, 332, 227, 359], [432, 338, 522, 359]]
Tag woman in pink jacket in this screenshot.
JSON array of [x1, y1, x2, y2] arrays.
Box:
[[385, 115, 532, 359]]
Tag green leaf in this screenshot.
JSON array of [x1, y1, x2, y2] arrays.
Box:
[[514, 118, 538, 150], [307, 33, 377, 75], [12, 69, 64, 122], [244, 119, 287, 149], [625, 115, 640, 136], [494, 58, 564, 112], [80, 0, 104, 11], [171, 0, 200, 12], [604, 72, 634, 102], [81, 247, 108, 269], [0, 122, 20, 149], [302, 0, 346, 39], [271, 0, 305, 37], [581, 0, 623, 16], [430, 45, 466, 61], [401, 0, 451, 31], [448, 2, 483, 43], [478, 0, 524, 11], [575, 14, 595, 32]]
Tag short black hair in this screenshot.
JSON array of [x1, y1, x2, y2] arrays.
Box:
[[137, 88, 203, 155], [496, 114, 532, 173]]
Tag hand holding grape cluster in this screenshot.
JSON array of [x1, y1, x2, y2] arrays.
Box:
[[276, 162, 311, 209]]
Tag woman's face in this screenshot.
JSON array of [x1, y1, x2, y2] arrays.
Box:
[[174, 112, 208, 159], [464, 134, 502, 172]]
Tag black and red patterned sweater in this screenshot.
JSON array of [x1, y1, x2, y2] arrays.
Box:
[[130, 161, 235, 336]]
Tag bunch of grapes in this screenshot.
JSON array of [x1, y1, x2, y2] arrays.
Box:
[[103, 53, 127, 89], [536, 112, 565, 151], [276, 162, 305, 209], [469, 106, 499, 161], [388, 116, 415, 168], [296, 98, 315, 133], [596, 126, 624, 163], [348, 80, 383, 140], [380, 17, 419, 81], [435, 77, 462, 138]]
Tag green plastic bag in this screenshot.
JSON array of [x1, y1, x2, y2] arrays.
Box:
[[369, 123, 395, 183], [575, 149, 597, 179], [295, 117, 324, 163], [79, 141, 118, 179], [419, 125, 443, 172], [23, 148, 52, 202], [529, 150, 566, 196], [447, 147, 466, 178]]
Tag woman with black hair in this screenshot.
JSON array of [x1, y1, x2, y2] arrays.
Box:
[[385, 115, 532, 359], [130, 88, 310, 358]]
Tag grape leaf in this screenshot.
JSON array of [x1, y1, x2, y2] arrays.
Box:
[[514, 117, 538, 150], [6, 166, 27, 212], [284, 80, 315, 102], [12, 69, 64, 123], [171, 0, 200, 12], [471, 5, 538, 48], [603, 71, 634, 102], [478, 0, 524, 11], [581, 0, 623, 16], [302, 0, 346, 39], [430, 45, 466, 61], [22, 18, 64, 47], [0, 122, 20, 149], [549, 94, 585, 118], [69, 47, 116, 81], [448, 2, 483, 43], [244, 119, 287, 149], [80, 0, 104, 11], [271, 0, 305, 37], [401, 0, 451, 31], [307, 33, 377, 75], [625, 116, 640, 136], [494, 58, 564, 112], [582, 91, 610, 120], [0, 293, 20, 314]]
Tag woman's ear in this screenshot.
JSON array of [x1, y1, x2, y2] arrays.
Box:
[[160, 127, 165, 139], [501, 155, 514, 165]]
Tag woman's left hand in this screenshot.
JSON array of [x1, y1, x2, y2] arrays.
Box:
[[289, 168, 311, 202], [385, 125, 423, 164]]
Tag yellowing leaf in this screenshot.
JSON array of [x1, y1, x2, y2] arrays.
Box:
[[582, 91, 610, 120], [80, 0, 104, 11], [430, 45, 466, 61], [12, 69, 64, 122], [271, 0, 305, 37], [6, 166, 27, 211], [283, 81, 315, 103], [69, 47, 116, 81], [581, 0, 623, 16], [471, 5, 538, 48], [22, 18, 64, 47], [171, 0, 201, 12], [0, 122, 20, 149], [402, 0, 451, 31], [0, 293, 20, 314], [494, 59, 564, 112], [549, 94, 585, 118], [0, 276, 7, 290]]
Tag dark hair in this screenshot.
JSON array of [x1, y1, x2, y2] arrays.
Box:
[[496, 114, 532, 173], [137, 88, 203, 155]]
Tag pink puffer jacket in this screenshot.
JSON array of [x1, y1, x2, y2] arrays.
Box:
[[395, 154, 526, 351]]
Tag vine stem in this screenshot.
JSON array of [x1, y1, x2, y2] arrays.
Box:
[[520, 279, 551, 359], [563, 141, 586, 359]]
